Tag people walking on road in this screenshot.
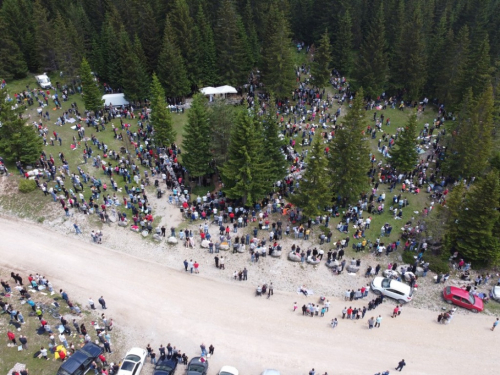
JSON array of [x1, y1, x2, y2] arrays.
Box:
[[98, 296, 107, 309], [492, 318, 499, 331], [395, 359, 406, 371]]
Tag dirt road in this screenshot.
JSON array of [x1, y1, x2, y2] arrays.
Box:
[[0, 216, 497, 375]]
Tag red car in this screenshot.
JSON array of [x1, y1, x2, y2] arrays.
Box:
[[443, 286, 484, 313]]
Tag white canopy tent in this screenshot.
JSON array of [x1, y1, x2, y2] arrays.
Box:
[[200, 85, 238, 101]]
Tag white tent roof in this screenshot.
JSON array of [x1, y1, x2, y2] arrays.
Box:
[[216, 85, 237, 94], [200, 87, 218, 95], [200, 85, 237, 95]]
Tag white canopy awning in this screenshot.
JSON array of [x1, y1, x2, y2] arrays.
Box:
[[200, 85, 237, 95]]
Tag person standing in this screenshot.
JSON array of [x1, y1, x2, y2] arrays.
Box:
[[88, 298, 96, 310], [219, 256, 225, 270], [395, 359, 406, 371], [243, 267, 248, 280], [375, 315, 382, 328], [98, 296, 107, 309], [200, 343, 207, 356], [368, 317, 375, 329], [214, 256, 219, 268], [293, 302, 298, 312], [209, 344, 214, 356], [194, 261, 199, 274], [331, 318, 338, 328], [7, 331, 16, 345], [40, 346, 49, 360], [19, 335, 28, 350], [150, 350, 157, 364], [492, 318, 499, 331], [183, 259, 188, 271], [188, 259, 194, 273], [267, 283, 274, 299]]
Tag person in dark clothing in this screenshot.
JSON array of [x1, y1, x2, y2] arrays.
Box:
[[209, 344, 214, 355], [395, 359, 406, 371]]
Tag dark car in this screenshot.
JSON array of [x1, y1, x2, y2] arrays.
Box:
[[154, 358, 178, 375], [187, 357, 209, 375], [57, 342, 103, 375]]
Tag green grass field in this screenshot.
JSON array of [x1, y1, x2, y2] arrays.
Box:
[[0, 270, 122, 374]]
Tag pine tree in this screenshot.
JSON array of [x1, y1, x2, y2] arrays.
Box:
[[290, 137, 331, 218], [262, 98, 288, 182], [427, 11, 449, 96], [311, 29, 332, 88], [437, 26, 470, 109], [355, 2, 388, 99], [157, 17, 191, 98], [134, 1, 161, 73], [182, 94, 213, 184], [221, 110, 271, 204], [214, 0, 251, 85], [468, 35, 493, 97], [328, 88, 370, 202], [0, 15, 28, 79], [393, 2, 427, 101], [0, 88, 43, 164], [80, 58, 104, 114], [444, 86, 495, 179], [122, 35, 150, 103], [333, 9, 353, 76], [390, 112, 419, 172], [450, 172, 500, 265], [242, 0, 260, 68], [169, 0, 197, 87], [150, 74, 176, 147], [195, 3, 218, 86], [208, 99, 237, 168], [261, 4, 296, 99], [32, 0, 56, 71]]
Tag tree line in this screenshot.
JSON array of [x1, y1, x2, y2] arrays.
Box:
[[1, 0, 499, 106]]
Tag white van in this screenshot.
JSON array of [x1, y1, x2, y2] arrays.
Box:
[[36, 73, 51, 89], [371, 277, 413, 304]]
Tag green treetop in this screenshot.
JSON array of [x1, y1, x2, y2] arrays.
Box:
[[328, 88, 370, 202], [80, 58, 104, 114], [390, 111, 419, 173], [182, 94, 213, 183], [311, 29, 332, 88], [290, 136, 331, 218]]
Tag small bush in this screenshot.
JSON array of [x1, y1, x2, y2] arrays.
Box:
[[427, 254, 450, 274], [402, 250, 415, 265], [18, 179, 37, 193]]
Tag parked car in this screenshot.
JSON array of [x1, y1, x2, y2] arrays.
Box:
[[56, 342, 103, 375], [371, 277, 413, 304], [154, 358, 178, 375], [117, 347, 147, 375], [36, 73, 51, 89], [187, 357, 209, 375], [218, 366, 239, 375], [261, 370, 281, 375], [491, 285, 500, 302], [443, 286, 484, 313]]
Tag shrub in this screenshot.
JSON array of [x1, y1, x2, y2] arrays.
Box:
[[427, 254, 450, 274], [402, 250, 415, 265], [18, 179, 37, 193]]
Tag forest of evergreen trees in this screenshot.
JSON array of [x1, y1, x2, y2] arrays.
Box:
[[0, 0, 499, 108]]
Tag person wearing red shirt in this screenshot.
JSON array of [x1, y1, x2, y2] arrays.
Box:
[[7, 331, 16, 344], [194, 261, 199, 274], [58, 350, 66, 361]]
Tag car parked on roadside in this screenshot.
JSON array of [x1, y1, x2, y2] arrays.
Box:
[[261, 370, 281, 375], [218, 366, 239, 375], [371, 277, 413, 304], [154, 358, 178, 375], [117, 347, 147, 375], [443, 286, 484, 313], [490, 285, 500, 302], [187, 357, 209, 375], [56, 342, 103, 375]]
